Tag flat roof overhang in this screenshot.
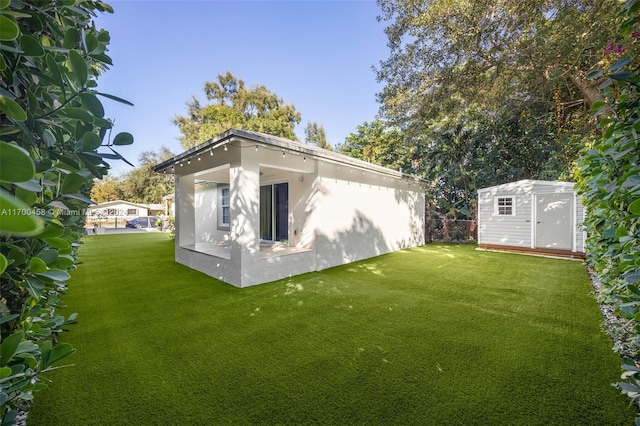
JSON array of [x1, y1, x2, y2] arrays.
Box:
[[153, 128, 428, 186]]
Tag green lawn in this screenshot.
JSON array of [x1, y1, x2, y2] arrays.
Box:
[[29, 233, 634, 425]]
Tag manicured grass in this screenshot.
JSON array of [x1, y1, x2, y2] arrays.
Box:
[[29, 234, 634, 425]]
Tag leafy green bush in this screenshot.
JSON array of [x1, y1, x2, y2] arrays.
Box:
[[577, 0, 640, 417], [0, 1, 132, 423], [166, 215, 175, 239]]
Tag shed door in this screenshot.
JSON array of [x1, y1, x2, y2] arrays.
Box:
[[535, 193, 573, 250]]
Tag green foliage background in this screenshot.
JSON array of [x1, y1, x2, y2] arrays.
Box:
[[577, 0, 640, 416], [88, 146, 175, 204], [173, 71, 302, 150], [304, 121, 332, 150], [359, 0, 619, 219], [0, 0, 132, 423]]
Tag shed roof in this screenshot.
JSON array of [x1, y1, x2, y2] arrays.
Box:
[[153, 128, 427, 183], [477, 179, 576, 194]]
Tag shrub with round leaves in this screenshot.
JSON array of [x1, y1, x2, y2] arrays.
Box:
[[577, 0, 640, 418], [0, 1, 133, 423]]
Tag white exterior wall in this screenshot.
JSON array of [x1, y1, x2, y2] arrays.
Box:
[[194, 183, 228, 243], [171, 134, 426, 287], [176, 248, 240, 286], [478, 182, 534, 248], [312, 164, 425, 270], [478, 180, 584, 253], [290, 169, 315, 249], [176, 174, 195, 248], [176, 172, 241, 286]]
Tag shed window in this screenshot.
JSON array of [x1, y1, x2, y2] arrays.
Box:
[[496, 197, 515, 216], [127, 209, 137, 215]]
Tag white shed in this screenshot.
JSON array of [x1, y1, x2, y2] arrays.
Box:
[[477, 180, 585, 258]]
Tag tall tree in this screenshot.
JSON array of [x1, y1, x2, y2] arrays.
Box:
[[372, 0, 618, 217], [121, 147, 175, 204], [304, 122, 332, 150], [173, 72, 302, 149], [422, 107, 558, 218], [375, 0, 617, 128], [339, 120, 413, 171], [90, 175, 124, 203]]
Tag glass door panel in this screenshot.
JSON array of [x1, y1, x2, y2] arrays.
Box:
[[260, 185, 272, 240], [260, 183, 288, 242], [275, 183, 288, 242]]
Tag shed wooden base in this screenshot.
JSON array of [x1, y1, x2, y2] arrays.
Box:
[[477, 244, 585, 260]]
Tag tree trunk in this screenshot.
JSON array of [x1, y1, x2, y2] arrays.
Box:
[[569, 72, 604, 106]]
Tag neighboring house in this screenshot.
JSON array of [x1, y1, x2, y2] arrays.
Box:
[[87, 200, 162, 227], [153, 129, 427, 287], [147, 204, 163, 216], [477, 180, 586, 258]]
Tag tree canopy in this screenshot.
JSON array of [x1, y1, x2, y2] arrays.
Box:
[[173, 72, 302, 149], [355, 0, 620, 219], [376, 0, 617, 127], [90, 146, 175, 204], [90, 175, 123, 204], [120, 147, 174, 204], [304, 122, 332, 150], [339, 120, 413, 171]]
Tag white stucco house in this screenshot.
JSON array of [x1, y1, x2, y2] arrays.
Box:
[[477, 180, 585, 258], [153, 129, 427, 287]]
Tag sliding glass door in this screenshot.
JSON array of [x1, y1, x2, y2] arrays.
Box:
[[260, 182, 288, 242]]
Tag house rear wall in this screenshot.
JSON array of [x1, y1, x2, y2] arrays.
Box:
[[171, 135, 426, 287], [312, 164, 425, 270]]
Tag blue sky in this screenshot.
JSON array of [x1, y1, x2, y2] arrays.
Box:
[[94, 1, 389, 174]]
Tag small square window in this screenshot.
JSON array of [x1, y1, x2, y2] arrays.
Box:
[[497, 197, 514, 216]]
